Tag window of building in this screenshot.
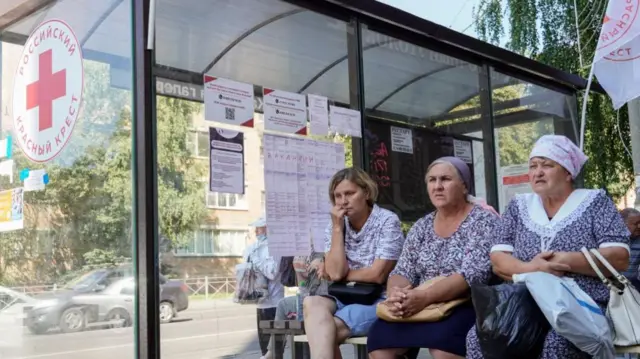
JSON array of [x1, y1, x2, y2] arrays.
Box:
[[176, 229, 247, 256], [205, 188, 248, 210], [187, 130, 210, 158]]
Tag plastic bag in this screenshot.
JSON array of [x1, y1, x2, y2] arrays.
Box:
[[514, 272, 615, 359], [233, 262, 266, 304], [471, 283, 550, 359]]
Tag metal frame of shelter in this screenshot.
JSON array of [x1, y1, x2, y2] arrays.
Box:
[[0, 0, 602, 358]]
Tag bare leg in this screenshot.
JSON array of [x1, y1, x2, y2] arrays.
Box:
[[303, 296, 338, 359], [429, 349, 463, 359], [368, 348, 408, 359]]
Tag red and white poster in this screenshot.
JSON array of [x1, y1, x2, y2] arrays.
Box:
[[12, 19, 84, 163], [499, 164, 532, 212], [203, 76, 254, 127], [263, 88, 307, 135]]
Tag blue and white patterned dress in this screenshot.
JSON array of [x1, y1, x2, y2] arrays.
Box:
[[466, 189, 630, 359]]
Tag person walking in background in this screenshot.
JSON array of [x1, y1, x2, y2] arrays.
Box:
[[243, 216, 284, 357], [621, 208, 640, 290]]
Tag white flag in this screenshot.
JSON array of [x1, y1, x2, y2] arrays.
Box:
[[593, 0, 640, 109]]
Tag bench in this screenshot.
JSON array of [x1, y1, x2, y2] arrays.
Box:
[[616, 346, 640, 354], [294, 335, 368, 359]]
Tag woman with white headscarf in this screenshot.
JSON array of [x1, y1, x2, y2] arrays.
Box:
[[465, 135, 631, 359]]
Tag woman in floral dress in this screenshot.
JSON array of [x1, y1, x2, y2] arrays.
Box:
[[465, 134, 631, 359], [367, 156, 499, 359]]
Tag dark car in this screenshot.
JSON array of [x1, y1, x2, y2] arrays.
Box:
[[24, 268, 189, 334]]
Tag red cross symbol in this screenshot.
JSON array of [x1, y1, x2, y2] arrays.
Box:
[[26, 49, 67, 132]]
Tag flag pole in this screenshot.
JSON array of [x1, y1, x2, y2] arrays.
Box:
[[579, 60, 596, 150]]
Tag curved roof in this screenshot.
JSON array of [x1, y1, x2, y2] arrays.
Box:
[[2, 0, 569, 119]]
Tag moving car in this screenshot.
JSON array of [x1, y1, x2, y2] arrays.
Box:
[[24, 268, 189, 334]]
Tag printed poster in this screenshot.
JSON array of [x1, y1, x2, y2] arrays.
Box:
[[263, 134, 345, 256], [390, 126, 413, 154], [499, 164, 532, 212], [453, 139, 473, 164], [263, 89, 307, 135], [0, 188, 23, 232], [203, 76, 254, 127], [307, 94, 329, 136], [209, 127, 244, 194], [329, 106, 361, 138]]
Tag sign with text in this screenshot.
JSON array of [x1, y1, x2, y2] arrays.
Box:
[[263, 88, 307, 135], [209, 127, 244, 194], [13, 19, 84, 163], [0, 188, 24, 232], [203, 76, 254, 127]]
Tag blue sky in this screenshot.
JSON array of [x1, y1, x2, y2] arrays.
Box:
[[377, 0, 481, 37]]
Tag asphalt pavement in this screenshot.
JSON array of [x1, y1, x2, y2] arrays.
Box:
[[0, 299, 431, 359]]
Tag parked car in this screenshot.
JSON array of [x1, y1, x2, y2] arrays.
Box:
[[24, 269, 189, 334]]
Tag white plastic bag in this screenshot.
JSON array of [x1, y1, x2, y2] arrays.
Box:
[[514, 271, 615, 359]]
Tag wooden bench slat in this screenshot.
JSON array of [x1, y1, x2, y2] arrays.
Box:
[[294, 335, 367, 345], [616, 346, 640, 354]]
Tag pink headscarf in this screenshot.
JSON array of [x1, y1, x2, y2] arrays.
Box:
[[529, 135, 588, 179]]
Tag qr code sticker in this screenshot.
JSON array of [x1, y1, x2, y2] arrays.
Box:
[[225, 107, 235, 121]]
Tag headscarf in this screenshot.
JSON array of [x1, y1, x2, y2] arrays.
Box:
[[429, 156, 472, 190], [428, 156, 499, 216], [529, 135, 588, 179]]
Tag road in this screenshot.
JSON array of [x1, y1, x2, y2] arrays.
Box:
[[0, 299, 431, 359]]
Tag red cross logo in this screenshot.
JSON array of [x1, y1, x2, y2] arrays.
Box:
[[26, 49, 67, 132]]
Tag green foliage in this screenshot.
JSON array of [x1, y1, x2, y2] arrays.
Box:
[[473, 0, 635, 200]]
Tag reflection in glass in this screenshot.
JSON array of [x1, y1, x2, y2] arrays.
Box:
[[361, 28, 486, 222], [155, 0, 353, 357], [491, 71, 578, 211], [0, 0, 135, 357]]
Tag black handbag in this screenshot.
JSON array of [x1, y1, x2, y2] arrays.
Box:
[[328, 281, 383, 305], [327, 227, 383, 305], [278, 256, 297, 287]]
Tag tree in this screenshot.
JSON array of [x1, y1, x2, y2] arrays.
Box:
[[473, 0, 634, 200], [0, 61, 206, 285]]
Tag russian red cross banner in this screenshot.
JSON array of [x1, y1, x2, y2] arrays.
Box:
[[593, 0, 640, 109], [12, 19, 84, 163]]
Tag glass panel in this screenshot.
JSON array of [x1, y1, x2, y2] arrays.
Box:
[[0, 0, 135, 357], [361, 27, 485, 223], [196, 131, 209, 157], [491, 70, 578, 212], [155, 0, 353, 357]]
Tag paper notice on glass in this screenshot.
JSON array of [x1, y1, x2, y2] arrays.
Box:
[[24, 169, 49, 192], [0, 160, 13, 183], [203, 76, 254, 127], [453, 139, 473, 164], [499, 164, 531, 212], [310, 141, 345, 252], [209, 127, 244, 194], [307, 94, 329, 136], [263, 89, 307, 135], [390, 126, 413, 154], [263, 135, 309, 256], [263, 135, 345, 256], [329, 106, 361, 137], [0, 188, 23, 232]]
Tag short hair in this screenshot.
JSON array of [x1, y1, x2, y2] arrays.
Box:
[[328, 167, 378, 206], [621, 207, 640, 221]]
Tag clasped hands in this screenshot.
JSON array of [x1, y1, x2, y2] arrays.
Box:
[[382, 286, 430, 318], [527, 251, 572, 277]]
